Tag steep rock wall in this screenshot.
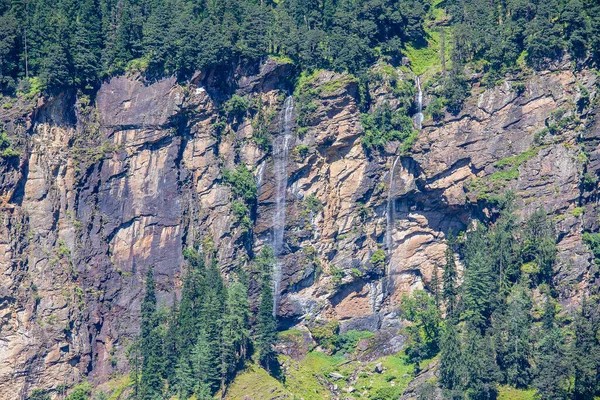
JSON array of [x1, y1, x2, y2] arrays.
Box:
[[0, 59, 598, 398]]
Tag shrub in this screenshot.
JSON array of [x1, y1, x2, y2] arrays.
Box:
[[582, 232, 600, 263], [583, 172, 597, 190], [223, 95, 249, 119], [28, 389, 50, 400], [222, 165, 257, 202], [0, 129, 19, 159], [292, 144, 310, 162], [304, 194, 323, 214], [426, 96, 445, 122], [66, 382, 91, 400], [442, 72, 469, 115], [370, 249, 386, 271], [361, 103, 415, 153]]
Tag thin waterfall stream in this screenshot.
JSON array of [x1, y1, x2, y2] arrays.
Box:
[[384, 75, 424, 282], [415, 75, 424, 130], [272, 95, 294, 315]]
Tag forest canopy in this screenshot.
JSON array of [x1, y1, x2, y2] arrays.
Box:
[[1, 0, 599, 94]]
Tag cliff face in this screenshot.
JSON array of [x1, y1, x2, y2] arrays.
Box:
[[0, 58, 598, 398]]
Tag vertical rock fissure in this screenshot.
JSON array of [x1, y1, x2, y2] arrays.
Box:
[[272, 95, 294, 315]]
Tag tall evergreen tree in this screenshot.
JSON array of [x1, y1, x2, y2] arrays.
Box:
[[71, 0, 103, 86], [439, 317, 464, 396], [139, 267, 164, 399], [533, 297, 571, 400], [462, 224, 496, 331], [493, 284, 533, 388], [221, 277, 251, 387], [254, 247, 278, 373], [572, 296, 600, 399], [442, 242, 458, 318]]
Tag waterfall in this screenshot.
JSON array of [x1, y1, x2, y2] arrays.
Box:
[[414, 75, 424, 130], [384, 75, 424, 284], [385, 155, 401, 255], [272, 95, 294, 315], [256, 160, 266, 197]]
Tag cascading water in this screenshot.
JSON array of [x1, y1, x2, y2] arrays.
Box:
[[414, 75, 424, 130], [272, 95, 294, 315], [384, 75, 424, 284], [256, 161, 266, 197], [386, 155, 401, 256]]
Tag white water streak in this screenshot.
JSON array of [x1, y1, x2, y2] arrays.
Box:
[[272, 95, 294, 315]]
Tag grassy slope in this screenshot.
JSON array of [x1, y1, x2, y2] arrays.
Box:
[[225, 350, 429, 400], [403, 0, 452, 77]]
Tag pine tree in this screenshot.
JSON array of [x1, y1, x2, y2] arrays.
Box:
[[198, 261, 226, 392], [71, 0, 103, 86], [139, 267, 164, 399], [254, 247, 278, 373], [162, 295, 179, 387], [431, 263, 440, 308], [439, 317, 463, 395], [493, 284, 533, 388], [533, 297, 571, 400], [442, 241, 458, 318], [221, 278, 251, 387], [521, 209, 557, 285], [462, 224, 496, 331], [178, 249, 206, 356], [174, 356, 194, 399], [462, 324, 498, 400], [572, 296, 600, 399]]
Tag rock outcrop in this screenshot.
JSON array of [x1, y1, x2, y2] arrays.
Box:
[[0, 57, 598, 398]]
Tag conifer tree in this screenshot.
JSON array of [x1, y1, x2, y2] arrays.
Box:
[[198, 261, 226, 392], [162, 295, 179, 386], [431, 263, 440, 308], [462, 224, 496, 331], [71, 0, 103, 86], [139, 267, 164, 399], [533, 297, 571, 400], [493, 284, 533, 388], [442, 242, 458, 318], [222, 278, 251, 387], [572, 296, 600, 399], [254, 247, 278, 373], [439, 317, 463, 395]]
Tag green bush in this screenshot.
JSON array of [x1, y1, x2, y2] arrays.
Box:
[[292, 144, 310, 162], [425, 96, 445, 122], [0, 129, 19, 159], [66, 382, 91, 400], [442, 72, 469, 115], [28, 389, 50, 400], [222, 165, 257, 202], [370, 249, 386, 271], [304, 194, 323, 214], [583, 232, 600, 262], [361, 103, 415, 153], [223, 95, 249, 119]]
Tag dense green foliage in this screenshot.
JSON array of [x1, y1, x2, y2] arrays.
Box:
[[361, 102, 417, 153], [399, 203, 600, 399], [132, 247, 272, 399], [447, 0, 600, 78], [0, 0, 431, 93]]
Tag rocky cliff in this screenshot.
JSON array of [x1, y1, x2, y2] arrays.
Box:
[[0, 57, 598, 399]]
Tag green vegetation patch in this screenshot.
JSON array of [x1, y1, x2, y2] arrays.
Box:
[[361, 103, 416, 153], [0, 129, 19, 159], [497, 385, 536, 400], [224, 364, 290, 399]]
